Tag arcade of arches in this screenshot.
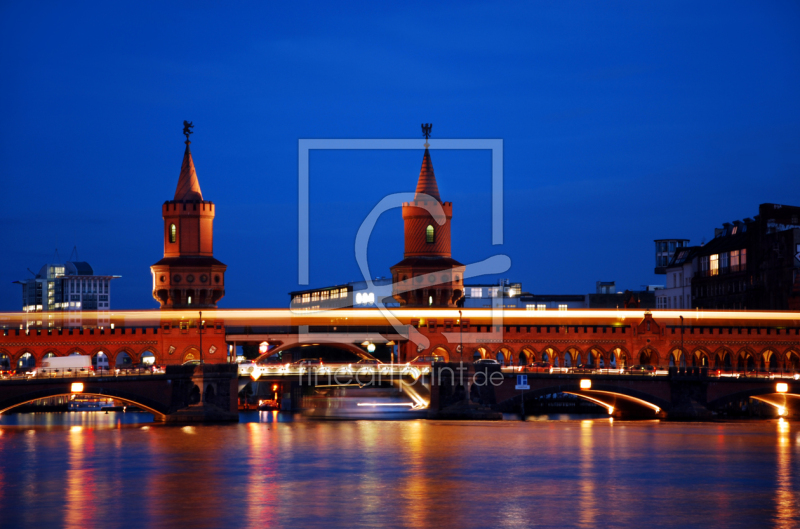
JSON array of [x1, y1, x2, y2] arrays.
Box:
[[400, 313, 800, 374], [413, 342, 800, 372]]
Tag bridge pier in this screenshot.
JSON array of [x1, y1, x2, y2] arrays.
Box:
[[161, 364, 239, 422]]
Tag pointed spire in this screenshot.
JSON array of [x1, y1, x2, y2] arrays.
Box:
[[414, 147, 441, 202], [174, 141, 203, 201]]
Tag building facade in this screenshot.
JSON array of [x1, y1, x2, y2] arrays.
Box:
[[151, 137, 227, 309], [654, 239, 690, 274], [15, 260, 119, 329], [692, 204, 800, 310], [289, 277, 398, 312], [656, 247, 697, 309], [463, 281, 524, 308]]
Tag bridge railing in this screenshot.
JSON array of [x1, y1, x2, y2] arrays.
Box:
[[0, 366, 167, 381]]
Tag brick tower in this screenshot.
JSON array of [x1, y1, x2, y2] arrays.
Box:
[[151, 127, 226, 309], [390, 137, 465, 307]]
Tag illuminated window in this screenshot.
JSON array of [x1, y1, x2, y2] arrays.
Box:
[[488, 287, 499, 298], [558, 304, 568, 311], [311, 291, 319, 302], [470, 287, 483, 298], [710, 254, 719, 276], [740, 249, 747, 269], [730, 250, 739, 271], [169, 224, 177, 243], [321, 290, 330, 300], [339, 288, 348, 297], [426, 225, 435, 243], [331, 289, 340, 300], [302, 293, 310, 303], [537, 304, 546, 311]]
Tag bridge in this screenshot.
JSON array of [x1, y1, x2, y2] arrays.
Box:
[[451, 365, 800, 419], [0, 364, 239, 422], [3, 308, 800, 420], [236, 362, 800, 420]]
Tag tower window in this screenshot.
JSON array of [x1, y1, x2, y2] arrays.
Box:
[[169, 224, 177, 243], [426, 225, 435, 243]]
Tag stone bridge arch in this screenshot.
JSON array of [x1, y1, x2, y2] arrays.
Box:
[[255, 341, 372, 364], [540, 346, 559, 367]]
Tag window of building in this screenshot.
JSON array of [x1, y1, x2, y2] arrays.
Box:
[[730, 250, 739, 271], [740, 249, 747, 269], [302, 293, 311, 303], [700, 256, 709, 275], [169, 224, 177, 243], [311, 291, 320, 302], [426, 225, 435, 243], [721, 252, 729, 272], [558, 304, 567, 311], [488, 287, 499, 298], [339, 288, 348, 297], [331, 289, 339, 299], [321, 290, 330, 300], [537, 304, 546, 311], [710, 254, 719, 276], [470, 287, 483, 298]]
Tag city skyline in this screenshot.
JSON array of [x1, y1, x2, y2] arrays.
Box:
[[2, 1, 800, 311]]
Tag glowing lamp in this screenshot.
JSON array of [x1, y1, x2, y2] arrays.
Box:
[[580, 379, 591, 390], [777, 383, 788, 393], [251, 369, 261, 381], [367, 343, 376, 353], [71, 382, 84, 393], [258, 341, 269, 354]]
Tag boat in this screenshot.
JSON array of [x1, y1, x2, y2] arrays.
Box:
[[301, 387, 427, 420]]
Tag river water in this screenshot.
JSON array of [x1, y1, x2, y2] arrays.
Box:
[[0, 412, 798, 528]]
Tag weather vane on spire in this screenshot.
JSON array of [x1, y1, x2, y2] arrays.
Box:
[[421, 123, 432, 148], [183, 120, 194, 142]]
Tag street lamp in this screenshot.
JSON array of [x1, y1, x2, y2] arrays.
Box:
[[680, 315, 684, 372], [458, 309, 463, 363], [199, 310, 204, 364]]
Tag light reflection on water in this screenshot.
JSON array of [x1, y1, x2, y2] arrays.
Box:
[[0, 412, 798, 528]]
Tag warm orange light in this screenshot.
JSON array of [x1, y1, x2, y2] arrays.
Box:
[[272, 384, 278, 391], [777, 383, 788, 393], [258, 341, 269, 354], [580, 379, 591, 390], [70, 382, 84, 393]]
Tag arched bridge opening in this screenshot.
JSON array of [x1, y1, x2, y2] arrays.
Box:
[[707, 382, 800, 418], [0, 385, 171, 421], [498, 381, 669, 419]]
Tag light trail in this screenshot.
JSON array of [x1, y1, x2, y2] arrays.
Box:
[[3, 308, 800, 327]]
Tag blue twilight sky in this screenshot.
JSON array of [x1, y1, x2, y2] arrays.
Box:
[[1, 1, 799, 310]]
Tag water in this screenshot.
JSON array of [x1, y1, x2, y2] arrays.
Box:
[[0, 412, 799, 528]]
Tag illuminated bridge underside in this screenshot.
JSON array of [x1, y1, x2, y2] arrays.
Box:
[[563, 390, 664, 417], [750, 393, 800, 417]]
